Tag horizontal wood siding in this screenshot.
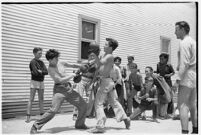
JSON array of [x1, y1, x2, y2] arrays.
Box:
[[2, 3, 196, 118]]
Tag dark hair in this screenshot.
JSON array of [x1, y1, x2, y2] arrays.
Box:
[[159, 53, 169, 61], [33, 47, 42, 54], [145, 66, 153, 72], [88, 42, 100, 56], [114, 56, 122, 62], [127, 55, 134, 60], [46, 49, 60, 60], [130, 63, 138, 69], [175, 21, 190, 34], [106, 38, 118, 51]]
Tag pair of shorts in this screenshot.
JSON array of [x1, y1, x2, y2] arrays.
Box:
[[30, 80, 44, 89], [180, 69, 196, 89]]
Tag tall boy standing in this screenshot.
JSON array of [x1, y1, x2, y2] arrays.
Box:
[[26, 47, 48, 123]]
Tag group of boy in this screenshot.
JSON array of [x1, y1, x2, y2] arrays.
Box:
[[112, 55, 159, 122], [27, 21, 197, 134], [29, 38, 131, 134]]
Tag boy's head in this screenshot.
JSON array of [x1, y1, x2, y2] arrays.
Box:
[[159, 53, 169, 64], [114, 56, 122, 66], [145, 66, 153, 77], [104, 38, 118, 53], [33, 47, 42, 59], [46, 49, 60, 66], [144, 76, 154, 91], [127, 55, 134, 63], [175, 21, 190, 39], [88, 42, 100, 61], [130, 63, 138, 74]]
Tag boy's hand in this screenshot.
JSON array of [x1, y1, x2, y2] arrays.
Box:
[[165, 74, 171, 78], [146, 98, 152, 102], [38, 70, 42, 73], [172, 80, 179, 91], [88, 59, 96, 66], [127, 90, 131, 97]]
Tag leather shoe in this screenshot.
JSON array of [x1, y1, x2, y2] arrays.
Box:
[[124, 118, 131, 129], [30, 125, 37, 134], [152, 118, 159, 123]]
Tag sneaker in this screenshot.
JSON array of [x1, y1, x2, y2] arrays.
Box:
[[75, 124, 89, 130], [25, 114, 31, 123], [172, 115, 180, 120], [73, 114, 78, 121], [86, 115, 95, 119], [30, 125, 37, 134], [165, 115, 171, 119], [152, 118, 159, 123], [158, 115, 165, 120], [88, 127, 105, 133], [124, 118, 131, 129]]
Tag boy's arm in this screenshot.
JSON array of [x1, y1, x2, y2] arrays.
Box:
[[176, 43, 192, 81], [99, 54, 113, 65], [169, 64, 175, 76], [41, 62, 48, 75], [128, 75, 133, 90], [151, 88, 158, 101], [61, 61, 81, 68], [30, 61, 42, 76], [139, 75, 144, 90], [48, 68, 75, 84], [121, 66, 127, 79], [156, 63, 160, 74], [116, 66, 122, 85], [164, 64, 175, 77]]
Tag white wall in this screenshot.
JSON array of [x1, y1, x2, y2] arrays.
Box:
[[2, 3, 196, 116]]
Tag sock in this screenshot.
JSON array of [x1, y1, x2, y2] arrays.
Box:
[[182, 130, 189, 134], [192, 127, 198, 134]]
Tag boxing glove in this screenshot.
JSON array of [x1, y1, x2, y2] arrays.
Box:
[[73, 74, 82, 83], [88, 64, 97, 73], [79, 64, 89, 73]]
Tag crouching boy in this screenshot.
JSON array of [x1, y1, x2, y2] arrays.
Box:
[[130, 74, 159, 123]]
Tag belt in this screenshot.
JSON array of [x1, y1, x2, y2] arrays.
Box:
[[55, 82, 72, 87]]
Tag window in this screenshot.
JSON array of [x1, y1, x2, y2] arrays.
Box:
[[78, 15, 100, 61], [160, 36, 171, 63]]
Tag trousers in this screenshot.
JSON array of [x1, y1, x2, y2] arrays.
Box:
[[33, 84, 87, 130], [95, 78, 128, 129]]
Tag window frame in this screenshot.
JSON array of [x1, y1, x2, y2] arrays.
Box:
[[160, 36, 171, 63], [78, 14, 100, 62]]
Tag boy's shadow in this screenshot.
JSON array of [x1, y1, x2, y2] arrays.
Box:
[[41, 126, 125, 134], [42, 126, 76, 133], [105, 127, 125, 131]]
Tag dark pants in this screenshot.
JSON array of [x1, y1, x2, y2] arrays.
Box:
[[130, 102, 157, 120], [33, 84, 87, 130], [167, 99, 174, 114], [115, 84, 125, 108]]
